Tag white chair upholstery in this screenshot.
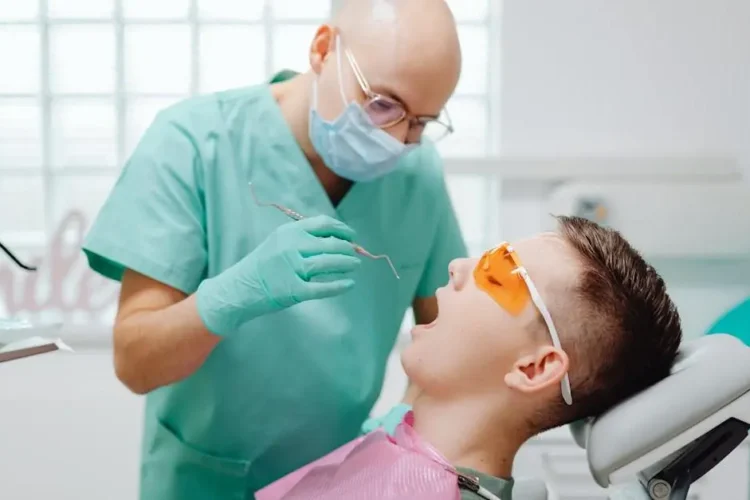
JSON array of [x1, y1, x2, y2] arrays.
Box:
[[570, 334, 750, 499], [513, 477, 548, 500]]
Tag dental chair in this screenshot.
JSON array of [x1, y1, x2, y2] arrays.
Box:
[[572, 333, 750, 499], [513, 333, 750, 500]]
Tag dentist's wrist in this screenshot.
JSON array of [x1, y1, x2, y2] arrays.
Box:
[[360, 403, 412, 436], [195, 272, 275, 337]]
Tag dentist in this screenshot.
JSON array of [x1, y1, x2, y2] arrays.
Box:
[[83, 0, 465, 498]]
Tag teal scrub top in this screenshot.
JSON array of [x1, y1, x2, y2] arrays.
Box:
[[83, 76, 467, 498]]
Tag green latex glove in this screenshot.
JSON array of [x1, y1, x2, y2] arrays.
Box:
[[361, 403, 412, 436], [196, 215, 360, 336]]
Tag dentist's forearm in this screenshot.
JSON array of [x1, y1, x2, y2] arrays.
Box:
[[113, 294, 221, 395]]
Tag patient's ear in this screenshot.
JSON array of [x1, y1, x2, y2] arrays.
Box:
[[504, 346, 569, 394]]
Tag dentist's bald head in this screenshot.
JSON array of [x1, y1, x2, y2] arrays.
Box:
[[307, 0, 461, 141]]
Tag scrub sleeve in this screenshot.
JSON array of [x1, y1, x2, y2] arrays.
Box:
[[83, 112, 207, 294]]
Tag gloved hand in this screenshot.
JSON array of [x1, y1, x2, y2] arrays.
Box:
[[360, 403, 412, 436], [196, 215, 360, 336]]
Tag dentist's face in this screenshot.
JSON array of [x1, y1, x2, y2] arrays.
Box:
[[401, 235, 581, 399], [306, 9, 460, 144]]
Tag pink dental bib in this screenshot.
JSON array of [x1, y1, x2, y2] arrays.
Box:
[[256, 412, 461, 500]]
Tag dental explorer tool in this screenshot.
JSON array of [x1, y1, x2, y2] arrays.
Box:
[[248, 182, 400, 279]]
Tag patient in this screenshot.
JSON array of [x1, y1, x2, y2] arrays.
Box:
[[257, 216, 683, 499]]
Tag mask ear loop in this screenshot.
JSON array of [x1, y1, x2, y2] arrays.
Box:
[[311, 76, 320, 111]]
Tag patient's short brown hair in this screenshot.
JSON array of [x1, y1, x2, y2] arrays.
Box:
[[538, 216, 682, 429]]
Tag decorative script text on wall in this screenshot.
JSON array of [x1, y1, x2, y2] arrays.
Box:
[[0, 212, 119, 322]]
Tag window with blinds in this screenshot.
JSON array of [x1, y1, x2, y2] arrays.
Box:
[[0, 0, 501, 322]]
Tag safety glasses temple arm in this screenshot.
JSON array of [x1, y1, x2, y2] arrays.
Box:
[[517, 267, 574, 405]]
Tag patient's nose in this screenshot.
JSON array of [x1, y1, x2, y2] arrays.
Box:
[[448, 258, 472, 290]]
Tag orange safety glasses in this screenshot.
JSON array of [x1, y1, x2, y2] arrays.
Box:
[[474, 242, 573, 405]]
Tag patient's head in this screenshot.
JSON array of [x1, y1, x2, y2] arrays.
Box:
[[402, 216, 682, 432]]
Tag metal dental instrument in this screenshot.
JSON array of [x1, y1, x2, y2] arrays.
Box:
[[0, 240, 37, 271], [248, 182, 400, 279]]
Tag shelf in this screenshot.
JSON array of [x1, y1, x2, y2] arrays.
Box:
[[444, 156, 744, 182]]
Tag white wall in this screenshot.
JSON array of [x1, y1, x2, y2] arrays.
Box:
[[501, 0, 750, 156], [496, 0, 750, 340]]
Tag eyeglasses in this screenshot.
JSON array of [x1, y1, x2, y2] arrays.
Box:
[[342, 43, 454, 143], [475, 242, 573, 405]]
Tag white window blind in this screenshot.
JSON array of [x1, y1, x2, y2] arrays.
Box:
[[0, 0, 330, 248]]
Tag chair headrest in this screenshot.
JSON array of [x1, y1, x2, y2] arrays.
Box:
[[570, 334, 750, 487], [513, 477, 548, 500]]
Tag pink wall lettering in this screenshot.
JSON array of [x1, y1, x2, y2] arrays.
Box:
[[0, 211, 119, 322]]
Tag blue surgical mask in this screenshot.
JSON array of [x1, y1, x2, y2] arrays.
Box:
[[308, 37, 416, 183]]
